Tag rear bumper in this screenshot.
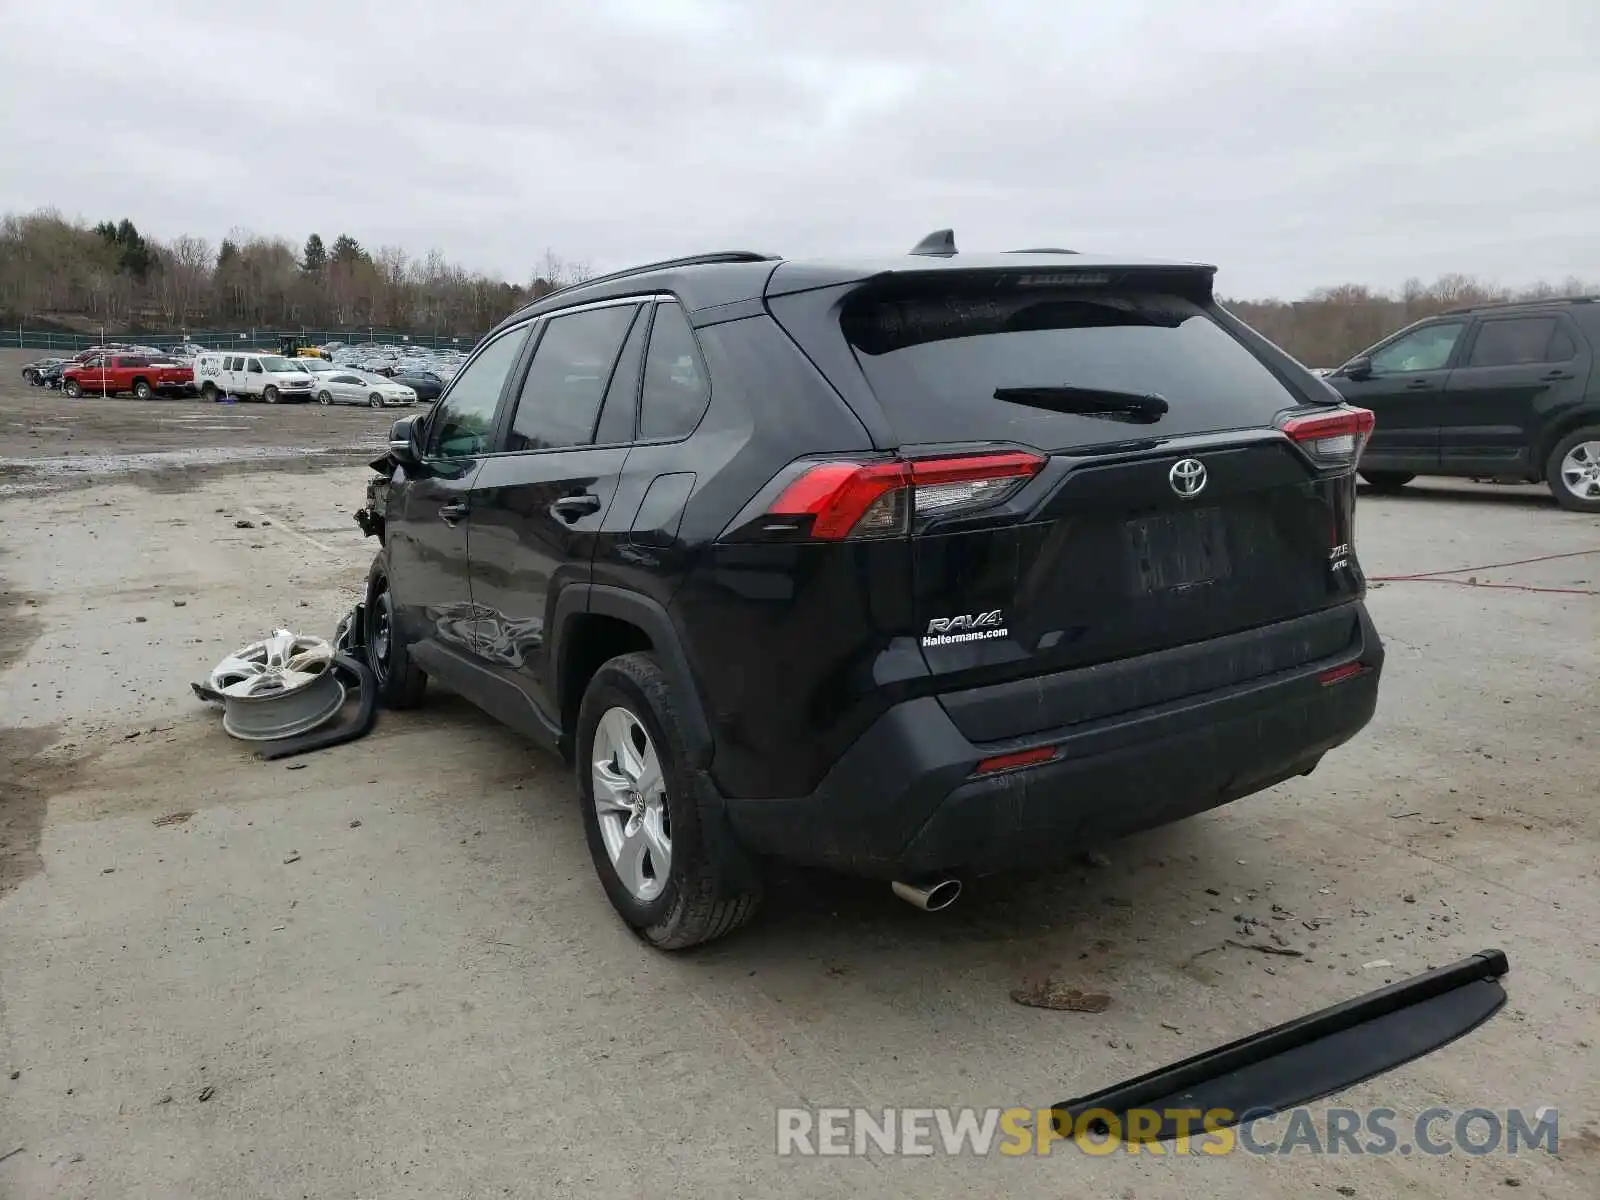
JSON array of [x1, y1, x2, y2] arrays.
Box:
[[723, 604, 1384, 879]]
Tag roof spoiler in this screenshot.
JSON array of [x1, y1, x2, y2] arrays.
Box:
[[1052, 949, 1511, 1143]]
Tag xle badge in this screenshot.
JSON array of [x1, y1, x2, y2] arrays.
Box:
[[1329, 543, 1351, 572], [923, 610, 1009, 648]]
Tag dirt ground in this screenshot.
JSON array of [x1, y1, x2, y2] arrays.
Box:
[[1, 345, 1597, 1198]]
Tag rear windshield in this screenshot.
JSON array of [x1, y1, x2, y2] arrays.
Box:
[[841, 284, 1300, 449]]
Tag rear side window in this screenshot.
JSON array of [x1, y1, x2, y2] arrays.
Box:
[[593, 306, 650, 445], [505, 305, 637, 452], [638, 302, 711, 440], [1467, 317, 1570, 367], [839, 282, 1301, 448]]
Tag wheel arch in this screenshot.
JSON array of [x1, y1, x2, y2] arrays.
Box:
[[553, 584, 714, 769], [1533, 407, 1600, 480]]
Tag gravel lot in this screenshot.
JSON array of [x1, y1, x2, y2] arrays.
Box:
[[1, 347, 1597, 1198]]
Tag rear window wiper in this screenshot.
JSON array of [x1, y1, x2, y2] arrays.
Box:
[[994, 385, 1169, 424]]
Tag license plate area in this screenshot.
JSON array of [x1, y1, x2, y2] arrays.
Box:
[[1124, 506, 1231, 594]]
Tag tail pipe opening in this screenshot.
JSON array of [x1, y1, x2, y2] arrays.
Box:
[[891, 878, 963, 912]]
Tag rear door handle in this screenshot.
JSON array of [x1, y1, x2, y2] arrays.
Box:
[[1405, 379, 1434, 390], [438, 502, 468, 526], [551, 493, 602, 522], [1542, 369, 1574, 380]]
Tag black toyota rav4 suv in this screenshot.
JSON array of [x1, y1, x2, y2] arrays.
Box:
[[358, 234, 1385, 948]]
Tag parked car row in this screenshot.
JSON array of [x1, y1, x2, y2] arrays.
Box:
[[322, 340, 467, 382], [192, 352, 418, 406], [19, 347, 423, 407]]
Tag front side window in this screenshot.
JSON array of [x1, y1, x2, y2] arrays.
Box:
[[506, 305, 637, 452], [638, 302, 711, 440], [1466, 317, 1569, 368], [429, 326, 532, 458], [247, 359, 264, 374], [1369, 322, 1464, 374]]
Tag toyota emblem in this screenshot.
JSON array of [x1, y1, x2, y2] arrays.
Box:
[[1169, 458, 1207, 498]]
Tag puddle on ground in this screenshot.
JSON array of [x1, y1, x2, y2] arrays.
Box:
[[0, 445, 376, 496]]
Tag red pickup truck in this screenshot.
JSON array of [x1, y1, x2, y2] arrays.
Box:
[[61, 354, 195, 400]]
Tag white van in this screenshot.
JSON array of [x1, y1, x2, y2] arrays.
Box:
[[192, 352, 317, 403]]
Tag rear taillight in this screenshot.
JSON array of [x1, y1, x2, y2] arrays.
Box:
[[1279, 407, 1375, 468], [760, 450, 1045, 541]]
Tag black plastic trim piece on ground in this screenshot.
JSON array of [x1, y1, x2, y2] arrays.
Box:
[[1052, 949, 1510, 1142], [254, 654, 378, 762]]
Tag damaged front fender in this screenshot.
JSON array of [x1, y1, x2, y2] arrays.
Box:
[[354, 451, 398, 542]]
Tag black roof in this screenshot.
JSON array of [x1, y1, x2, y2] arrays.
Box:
[[489, 232, 1214, 337]]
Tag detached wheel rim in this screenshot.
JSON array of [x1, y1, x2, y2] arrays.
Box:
[[1559, 441, 1600, 501], [591, 706, 671, 903]]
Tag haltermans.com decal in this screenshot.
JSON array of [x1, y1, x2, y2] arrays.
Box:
[[923, 610, 1008, 648]]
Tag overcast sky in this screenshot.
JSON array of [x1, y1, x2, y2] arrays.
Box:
[[3, 0, 1596, 297]]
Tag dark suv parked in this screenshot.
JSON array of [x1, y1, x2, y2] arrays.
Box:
[[358, 234, 1385, 948], [1327, 296, 1600, 511]]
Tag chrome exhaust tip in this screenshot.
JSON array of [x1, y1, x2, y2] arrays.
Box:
[[891, 878, 962, 912]]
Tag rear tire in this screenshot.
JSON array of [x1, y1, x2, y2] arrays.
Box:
[[200, 381, 218, 402], [364, 565, 428, 708], [1359, 470, 1415, 492], [369, 393, 384, 409], [263, 385, 279, 404], [576, 652, 760, 949], [63, 379, 82, 398], [1546, 427, 1600, 513]]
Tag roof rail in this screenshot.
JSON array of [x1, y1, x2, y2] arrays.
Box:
[[1444, 294, 1599, 315], [534, 250, 780, 304], [1006, 247, 1078, 254]]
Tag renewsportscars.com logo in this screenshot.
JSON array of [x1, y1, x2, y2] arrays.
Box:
[[922, 611, 1007, 648], [775, 1105, 1561, 1158]]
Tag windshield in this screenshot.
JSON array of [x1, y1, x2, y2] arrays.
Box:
[[260, 356, 297, 372]]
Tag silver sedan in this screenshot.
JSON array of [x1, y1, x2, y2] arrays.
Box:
[[312, 370, 418, 408]]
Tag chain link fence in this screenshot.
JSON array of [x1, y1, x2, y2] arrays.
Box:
[[1, 327, 479, 354]]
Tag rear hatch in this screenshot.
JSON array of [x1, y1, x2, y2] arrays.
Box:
[[765, 262, 1368, 741]]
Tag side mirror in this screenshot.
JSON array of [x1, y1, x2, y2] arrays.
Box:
[[1342, 356, 1374, 382], [389, 413, 425, 466]]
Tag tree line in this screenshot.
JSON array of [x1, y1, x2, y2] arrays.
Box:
[[0, 209, 590, 339], [0, 208, 1593, 362]]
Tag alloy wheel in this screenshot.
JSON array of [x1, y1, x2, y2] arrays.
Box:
[[591, 706, 672, 903], [1558, 440, 1600, 503]]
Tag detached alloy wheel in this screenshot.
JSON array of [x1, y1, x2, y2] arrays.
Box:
[[1548, 427, 1600, 513], [577, 652, 759, 949]]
